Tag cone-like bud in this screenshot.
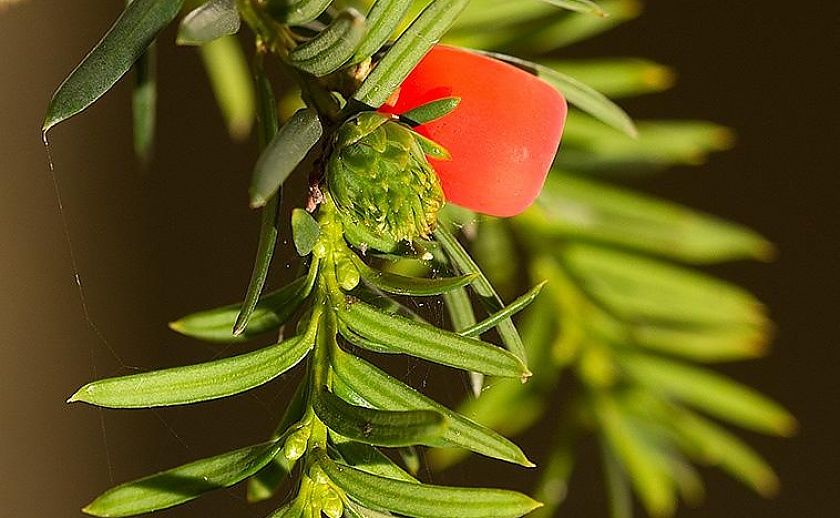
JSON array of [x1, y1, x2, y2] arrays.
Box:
[[327, 112, 444, 242]]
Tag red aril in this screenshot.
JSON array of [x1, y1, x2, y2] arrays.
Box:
[[380, 45, 567, 217]]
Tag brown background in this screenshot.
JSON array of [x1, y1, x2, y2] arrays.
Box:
[[1, 0, 837, 516]]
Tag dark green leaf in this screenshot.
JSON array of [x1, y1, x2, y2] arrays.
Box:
[[83, 440, 283, 517], [169, 272, 314, 343], [530, 173, 773, 263], [435, 226, 528, 361], [441, 286, 481, 396], [131, 42, 156, 161], [315, 450, 542, 518], [267, 0, 331, 25], [69, 335, 313, 408], [313, 387, 447, 447], [401, 96, 461, 125], [292, 208, 321, 256], [43, 0, 184, 133], [177, 0, 240, 45], [249, 108, 323, 208], [338, 300, 530, 378], [288, 9, 366, 77], [352, 0, 413, 64], [331, 349, 533, 466], [600, 437, 633, 518], [198, 35, 255, 139], [354, 0, 470, 107], [234, 185, 281, 336], [350, 253, 476, 296], [619, 353, 797, 436]]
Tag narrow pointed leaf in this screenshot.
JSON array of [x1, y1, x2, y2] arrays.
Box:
[[461, 282, 546, 337], [199, 35, 255, 139], [539, 0, 607, 17], [83, 440, 283, 517], [331, 349, 533, 466], [288, 9, 366, 76], [435, 226, 527, 361], [600, 437, 634, 518], [561, 244, 767, 326], [69, 335, 313, 408], [267, 0, 331, 25], [596, 397, 676, 518], [232, 63, 281, 335], [43, 0, 184, 133], [620, 354, 797, 436], [629, 324, 768, 363], [177, 0, 240, 45], [401, 96, 461, 125], [169, 273, 314, 343], [352, 0, 413, 64], [442, 286, 482, 396], [530, 173, 773, 263], [250, 108, 323, 208], [332, 436, 419, 482], [338, 300, 529, 378], [313, 388, 446, 447], [315, 450, 541, 518], [672, 408, 779, 496], [131, 42, 156, 161], [545, 58, 675, 99], [351, 253, 476, 296], [292, 208, 321, 256], [479, 51, 636, 137], [354, 0, 470, 107]]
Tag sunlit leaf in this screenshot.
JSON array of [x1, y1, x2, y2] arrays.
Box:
[[561, 244, 767, 327], [198, 35, 255, 140], [69, 335, 313, 408], [354, 0, 470, 107], [338, 300, 530, 378], [539, 0, 607, 17], [315, 450, 542, 518], [558, 113, 734, 173], [313, 387, 447, 446], [331, 349, 533, 466], [545, 58, 675, 98], [461, 282, 546, 337], [177, 0, 240, 45], [43, 0, 184, 133], [83, 439, 283, 517], [529, 173, 773, 263], [620, 353, 797, 436], [596, 396, 676, 518]]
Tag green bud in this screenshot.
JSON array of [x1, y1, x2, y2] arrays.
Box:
[[327, 112, 445, 243], [320, 487, 344, 518], [283, 426, 311, 462], [335, 252, 361, 290]]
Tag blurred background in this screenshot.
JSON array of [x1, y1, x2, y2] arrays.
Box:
[[1, 0, 837, 516]]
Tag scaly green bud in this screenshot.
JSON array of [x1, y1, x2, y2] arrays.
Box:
[[283, 426, 312, 462], [327, 112, 445, 243]]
